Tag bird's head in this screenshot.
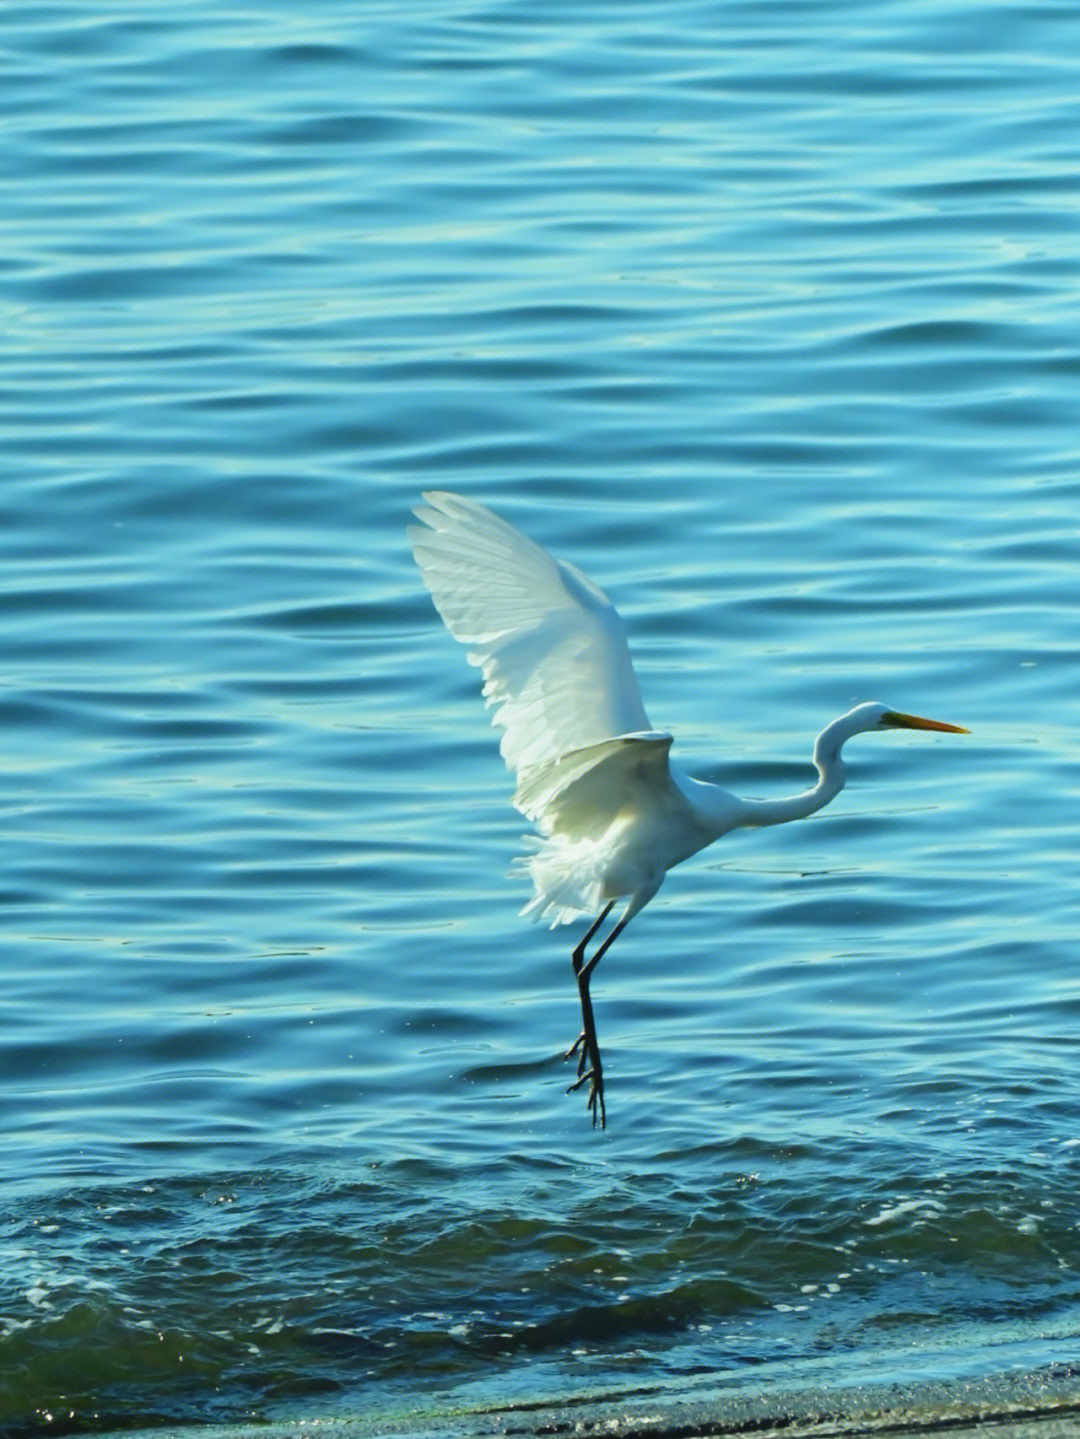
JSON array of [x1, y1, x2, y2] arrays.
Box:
[[816, 702, 968, 769]]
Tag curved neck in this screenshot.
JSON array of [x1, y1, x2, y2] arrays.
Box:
[[732, 715, 850, 830]]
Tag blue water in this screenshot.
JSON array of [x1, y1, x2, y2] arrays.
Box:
[[4, 0, 1080, 1433]]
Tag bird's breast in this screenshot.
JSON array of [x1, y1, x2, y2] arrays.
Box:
[[595, 789, 714, 900]]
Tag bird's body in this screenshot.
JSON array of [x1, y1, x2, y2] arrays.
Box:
[[410, 491, 967, 1127]]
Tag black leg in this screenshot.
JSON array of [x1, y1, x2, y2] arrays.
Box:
[[565, 901, 613, 1070], [573, 903, 613, 973], [564, 901, 633, 1129]]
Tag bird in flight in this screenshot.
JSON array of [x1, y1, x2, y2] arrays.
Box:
[[409, 492, 967, 1128]]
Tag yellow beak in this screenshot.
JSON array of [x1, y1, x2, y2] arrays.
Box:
[[881, 710, 969, 734]]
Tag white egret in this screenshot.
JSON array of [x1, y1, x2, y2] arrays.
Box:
[[410, 491, 967, 1128]]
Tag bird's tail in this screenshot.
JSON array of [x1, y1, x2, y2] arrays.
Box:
[[516, 834, 608, 929]]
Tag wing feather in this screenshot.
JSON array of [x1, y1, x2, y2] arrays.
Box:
[[515, 734, 675, 836], [410, 491, 653, 773]]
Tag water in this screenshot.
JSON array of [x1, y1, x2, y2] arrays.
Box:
[[3, 0, 1080, 1433]]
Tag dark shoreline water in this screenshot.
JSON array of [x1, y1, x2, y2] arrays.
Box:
[[5, 1153, 1080, 1438]]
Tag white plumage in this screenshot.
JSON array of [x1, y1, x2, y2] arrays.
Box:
[[410, 491, 967, 1127]]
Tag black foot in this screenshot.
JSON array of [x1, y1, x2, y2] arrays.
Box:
[[565, 1032, 605, 1127], [567, 1065, 605, 1127], [564, 1030, 588, 1075]]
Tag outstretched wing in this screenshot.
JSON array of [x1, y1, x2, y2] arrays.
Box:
[[410, 491, 653, 773]]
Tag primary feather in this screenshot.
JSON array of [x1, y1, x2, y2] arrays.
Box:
[[409, 491, 652, 772]]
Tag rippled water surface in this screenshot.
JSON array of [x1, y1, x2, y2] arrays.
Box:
[[4, 1, 1080, 1434]]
